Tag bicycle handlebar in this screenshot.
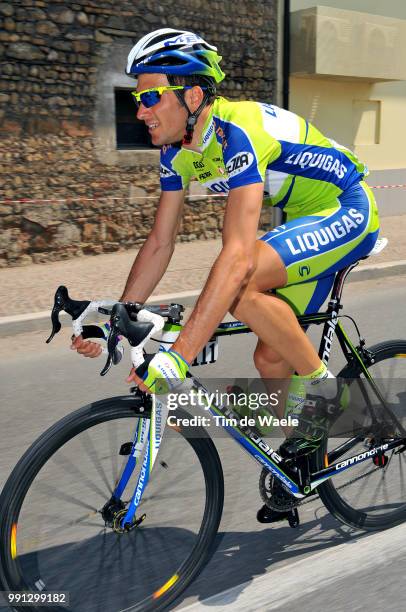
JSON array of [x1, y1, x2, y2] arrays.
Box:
[[46, 286, 185, 377]]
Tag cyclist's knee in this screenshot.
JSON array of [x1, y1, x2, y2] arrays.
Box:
[[230, 286, 260, 321]]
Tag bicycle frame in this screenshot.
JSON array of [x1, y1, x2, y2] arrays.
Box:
[[111, 263, 406, 526]]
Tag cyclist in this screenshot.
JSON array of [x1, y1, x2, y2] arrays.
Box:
[[72, 28, 379, 522]]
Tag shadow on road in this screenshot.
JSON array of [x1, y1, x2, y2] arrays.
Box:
[[0, 507, 373, 612], [177, 508, 368, 609]]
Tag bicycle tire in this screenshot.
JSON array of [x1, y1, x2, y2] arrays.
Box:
[[0, 395, 224, 612], [317, 339, 406, 531]]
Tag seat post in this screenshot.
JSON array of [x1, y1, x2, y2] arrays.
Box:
[[330, 261, 360, 305]]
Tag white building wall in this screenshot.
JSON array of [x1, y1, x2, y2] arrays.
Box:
[[289, 2, 406, 171]]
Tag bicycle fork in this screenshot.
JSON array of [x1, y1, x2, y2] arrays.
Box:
[[107, 395, 170, 531]]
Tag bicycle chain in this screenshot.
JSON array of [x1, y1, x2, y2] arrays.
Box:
[[301, 464, 380, 506], [301, 445, 398, 505], [261, 464, 381, 510]]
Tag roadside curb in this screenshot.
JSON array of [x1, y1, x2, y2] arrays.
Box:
[[1, 261, 406, 338], [348, 259, 406, 282]]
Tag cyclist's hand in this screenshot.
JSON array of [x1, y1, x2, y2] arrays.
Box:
[[127, 350, 189, 394], [126, 367, 140, 384], [70, 334, 102, 358], [127, 367, 153, 394]]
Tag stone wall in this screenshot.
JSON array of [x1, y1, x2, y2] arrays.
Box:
[[0, 0, 279, 267]]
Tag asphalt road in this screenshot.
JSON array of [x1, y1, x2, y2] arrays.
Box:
[[1, 274, 406, 611]]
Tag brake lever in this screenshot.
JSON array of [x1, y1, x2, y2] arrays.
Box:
[[47, 305, 62, 344], [100, 303, 154, 377], [46, 286, 90, 343], [100, 326, 121, 376]]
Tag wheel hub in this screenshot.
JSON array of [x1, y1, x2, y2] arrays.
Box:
[[112, 509, 146, 534], [101, 498, 126, 527]]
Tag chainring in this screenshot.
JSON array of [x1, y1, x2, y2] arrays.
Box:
[[259, 467, 301, 511]]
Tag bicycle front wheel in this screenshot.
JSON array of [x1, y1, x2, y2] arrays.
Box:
[[0, 395, 224, 611], [318, 340, 406, 531]]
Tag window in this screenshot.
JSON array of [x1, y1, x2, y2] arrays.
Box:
[[115, 89, 153, 150], [353, 100, 381, 145]]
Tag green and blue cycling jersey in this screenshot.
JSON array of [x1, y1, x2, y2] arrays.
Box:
[[160, 96, 369, 218], [160, 97, 379, 315]]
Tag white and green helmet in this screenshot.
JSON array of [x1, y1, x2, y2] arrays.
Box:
[[126, 28, 225, 83]]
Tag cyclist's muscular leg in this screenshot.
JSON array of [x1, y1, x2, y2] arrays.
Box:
[[231, 240, 337, 448], [254, 341, 292, 379], [254, 340, 293, 419], [231, 240, 321, 376]]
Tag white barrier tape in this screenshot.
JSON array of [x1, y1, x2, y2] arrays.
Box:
[[0, 194, 227, 205], [1, 184, 405, 206], [370, 184, 406, 189]]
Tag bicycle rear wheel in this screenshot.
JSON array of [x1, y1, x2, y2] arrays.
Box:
[[0, 395, 224, 611], [318, 340, 406, 531]]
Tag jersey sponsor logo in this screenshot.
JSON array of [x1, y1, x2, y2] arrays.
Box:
[[202, 120, 215, 147], [160, 164, 176, 178], [270, 225, 287, 233], [263, 103, 277, 117], [204, 177, 229, 193], [298, 264, 310, 277], [199, 171, 212, 180], [286, 208, 365, 255], [215, 125, 228, 149], [193, 160, 205, 169], [285, 151, 348, 180], [226, 152, 254, 178]]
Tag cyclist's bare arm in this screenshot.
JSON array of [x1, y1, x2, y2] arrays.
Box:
[[120, 189, 185, 302], [72, 189, 185, 357], [170, 183, 264, 363]]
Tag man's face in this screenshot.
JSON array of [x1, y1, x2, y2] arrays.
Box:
[[135, 74, 187, 146]]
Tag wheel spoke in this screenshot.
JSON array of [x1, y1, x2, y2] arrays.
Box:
[[322, 345, 406, 528], [1, 405, 223, 610], [51, 449, 110, 500]]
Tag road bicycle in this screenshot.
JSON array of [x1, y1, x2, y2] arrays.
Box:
[[1, 237, 406, 612]]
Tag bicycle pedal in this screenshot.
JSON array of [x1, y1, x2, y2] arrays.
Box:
[[257, 504, 300, 526], [287, 508, 300, 528]]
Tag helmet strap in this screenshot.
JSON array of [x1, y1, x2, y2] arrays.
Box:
[[173, 88, 212, 146]]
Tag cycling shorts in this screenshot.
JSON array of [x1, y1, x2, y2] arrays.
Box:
[[260, 181, 379, 315]]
